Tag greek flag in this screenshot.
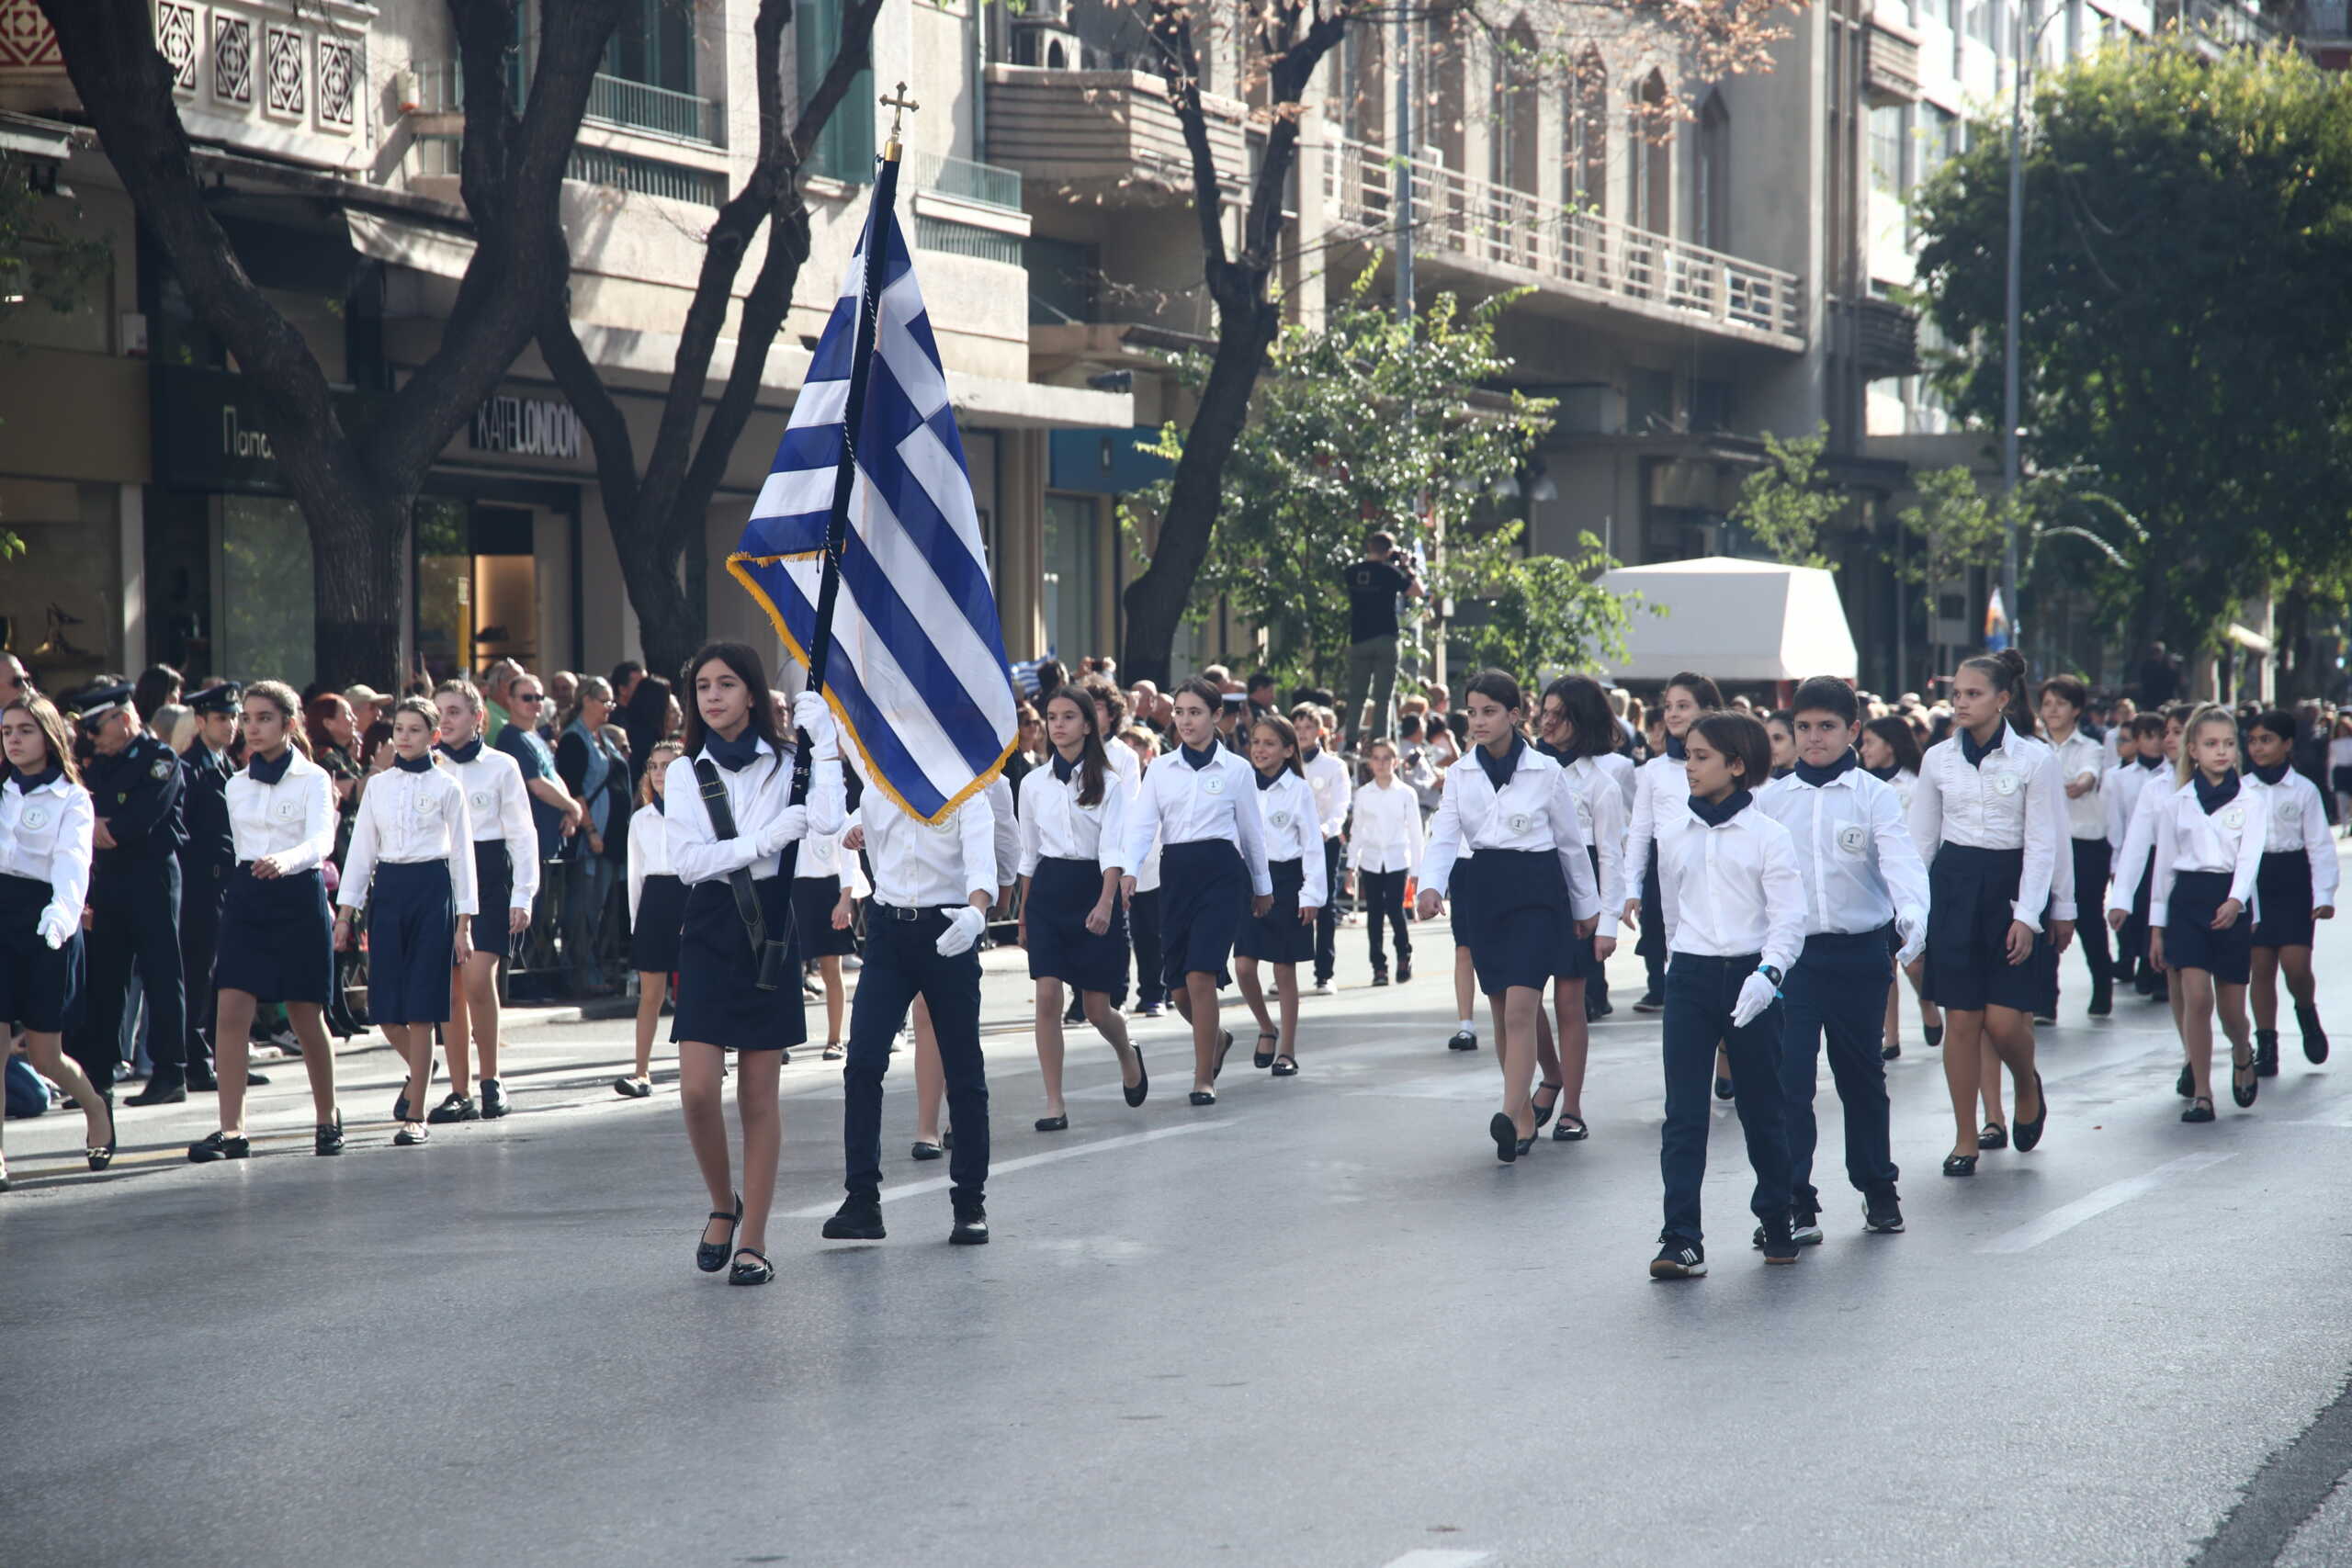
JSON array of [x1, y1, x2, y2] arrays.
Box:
[[728, 184, 1017, 824]]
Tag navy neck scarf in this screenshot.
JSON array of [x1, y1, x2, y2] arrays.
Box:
[[2252, 761, 2291, 787], [1051, 750, 1078, 784], [1865, 762, 1901, 783], [437, 739, 482, 765], [1475, 737, 1524, 794], [1665, 732, 1687, 762], [1689, 789, 1752, 829], [1255, 766, 1283, 792], [1961, 724, 2006, 769], [393, 752, 435, 775], [1180, 741, 1219, 772], [2193, 769, 2241, 816], [2135, 751, 2164, 771], [704, 728, 761, 773], [10, 763, 61, 793], [247, 747, 293, 786], [1793, 750, 1858, 790]]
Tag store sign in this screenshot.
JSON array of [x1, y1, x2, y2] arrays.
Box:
[[471, 395, 581, 459]]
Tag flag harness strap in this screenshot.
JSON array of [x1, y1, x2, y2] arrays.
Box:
[[694, 758, 794, 992]]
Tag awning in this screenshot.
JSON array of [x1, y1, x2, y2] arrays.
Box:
[[1594, 556, 1859, 683], [344, 208, 475, 279], [2225, 622, 2273, 655]]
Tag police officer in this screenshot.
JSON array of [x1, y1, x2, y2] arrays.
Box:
[[178, 682, 262, 1091], [72, 683, 193, 1105]]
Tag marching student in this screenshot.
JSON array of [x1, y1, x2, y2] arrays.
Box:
[[1294, 705, 1351, 997], [1531, 675, 1626, 1141], [1016, 687, 1146, 1128], [2039, 676, 2115, 1018], [1764, 710, 1799, 780], [1622, 672, 1734, 1092], [431, 680, 539, 1123], [1756, 679, 1928, 1244], [668, 645, 842, 1282], [1647, 711, 1806, 1277], [334, 697, 476, 1149], [619, 739, 685, 1098], [2109, 724, 2199, 1096], [2245, 709, 2336, 1073], [1109, 677, 1274, 1106], [0, 694, 114, 1176], [187, 682, 344, 1162], [1235, 713, 1325, 1078], [2150, 705, 2267, 1121], [1907, 649, 2060, 1175], [1415, 671, 1600, 1165], [1861, 715, 1937, 1060], [1347, 738, 1422, 987], [2101, 714, 2165, 992], [1115, 724, 1168, 1017]]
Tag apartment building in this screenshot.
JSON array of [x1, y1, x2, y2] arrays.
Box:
[[0, 0, 1130, 694]]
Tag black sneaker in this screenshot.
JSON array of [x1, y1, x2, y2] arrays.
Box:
[[427, 1092, 477, 1123], [1371, 972, 1390, 987], [2255, 1030, 2280, 1077], [1447, 1030, 1477, 1052], [1633, 991, 1666, 1014], [1863, 1189, 1905, 1233], [821, 1196, 887, 1241], [1650, 1235, 1706, 1279], [1791, 1209, 1824, 1247], [2088, 990, 2113, 1018], [2032, 1011, 2057, 1027], [950, 1205, 989, 1246], [314, 1111, 344, 1156], [479, 1078, 509, 1119], [1759, 1228, 1801, 1264], [1396, 958, 1413, 983]]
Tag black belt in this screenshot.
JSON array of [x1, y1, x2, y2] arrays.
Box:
[[874, 901, 955, 922]]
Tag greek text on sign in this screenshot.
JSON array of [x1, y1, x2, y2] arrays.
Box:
[[472, 395, 582, 458]]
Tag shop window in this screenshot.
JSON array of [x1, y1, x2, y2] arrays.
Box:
[[414, 499, 538, 682], [218, 496, 313, 686], [1041, 492, 1100, 662]]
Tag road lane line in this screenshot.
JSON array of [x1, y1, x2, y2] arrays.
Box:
[[1377, 1551, 1492, 1568], [1976, 1150, 2237, 1254], [783, 1121, 1227, 1217]]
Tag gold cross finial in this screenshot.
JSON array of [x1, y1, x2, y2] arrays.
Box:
[[881, 82, 919, 160]]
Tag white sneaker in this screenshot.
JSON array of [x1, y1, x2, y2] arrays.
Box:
[[1310, 980, 1335, 996]]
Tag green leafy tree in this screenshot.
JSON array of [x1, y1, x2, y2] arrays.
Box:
[[1124, 279, 1628, 690], [1894, 464, 2143, 604], [0, 151, 109, 560], [1726, 426, 1842, 570], [1911, 40, 2352, 684]]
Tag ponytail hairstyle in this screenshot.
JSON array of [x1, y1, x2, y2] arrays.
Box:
[[1043, 688, 1111, 807], [1664, 671, 1724, 713], [1959, 648, 2032, 736], [639, 739, 684, 806], [243, 680, 312, 759], [2179, 703, 2240, 786], [1250, 713, 1306, 779], [388, 694, 438, 736], [3, 694, 82, 785]]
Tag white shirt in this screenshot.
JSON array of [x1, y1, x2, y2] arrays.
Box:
[[1419, 742, 1601, 920], [337, 761, 478, 915], [225, 750, 336, 874], [1657, 796, 1806, 973], [1299, 748, 1351, 840], [2047, 728, 2108, 841], [1346, 778, 1424, 876], [2330, 736, 2352, 773], [1563, 754, 1629, 914], [0, 769, 94, 931], [1251, 771, 1329, 908], [1907, 728, 2065, 931], [987, 774, 1020, 891], [2107, 779, 2176, 917], [1114, 744, 1273, 898], [1881, 767, 1918, 820], [853, 774, 996, 909], [1018, 754, 1135, 874], [1594, 750, 1638, 813], [626, 802, 673, 927], [2150, 776, 2267, 926], [662, 738, 846, 886], [2253, 767, 2341, 910], [438, 740, 542, 907], [1620, 750, 1692, 908], [1756, 762, 1929, 940], [2104, 760, 2166, 853]]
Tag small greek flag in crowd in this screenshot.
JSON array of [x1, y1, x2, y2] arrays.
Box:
[[729, 185, 1017, 824]]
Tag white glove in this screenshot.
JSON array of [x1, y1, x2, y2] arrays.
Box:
[[36, 903, 77, 950], [1730, 970, 1780, 1030], [792, 691, 838, 757], [1895, 914, 1926, 967], [934, 904, 987, 957], [755, 804, 810, 857]]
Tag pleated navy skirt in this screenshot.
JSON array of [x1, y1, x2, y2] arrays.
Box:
[[1236, 856, 1314, 965], [1453, 847, 1570, 996], [632, 872, 686, 974], [792, 874, 860, 958], [1159, 839, 1248, 990], [364, 859, 455, 1026], [2166, 868, 2255, 984], [1026, 855, 1129, 999], [0, 872, 82, 1032], [470, 839, 516, 963], [1920, 843, 2046, 1013], [214, 864, 334, 1005], [671, 875, 806, 1052], [1555, 844, 1602, 982], [2251, 850, 2316, 950]]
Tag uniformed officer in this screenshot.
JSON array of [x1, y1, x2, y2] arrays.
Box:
[[177, 682, 262, 1091], [71, 683, 193, 1104]]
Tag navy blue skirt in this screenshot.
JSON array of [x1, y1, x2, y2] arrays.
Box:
[[1453, 847, 1570, 996], [1920, 843, 2048, 1013], [1159, 839, 1248, 990], [2166, 869, 2255, 984], [470, 839, 516, 963], [671, 875, 806, 1052], [214, 864, 334, 1005], [364, 859, 455, 1026], [1236, 857, 1314, 965], [2251, 850, 2316, 950], [792, 874, 860, 959], [632, 872, 685, 974], [0, 872, 82, 1033], [1026, 855, 1129, 999]]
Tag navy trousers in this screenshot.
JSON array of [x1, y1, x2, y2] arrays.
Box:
[[79, 861, 187, 1086], [179, 857, 228, 1069], [1778, 930, 1899, 1212], [1312, 837, 1343, 984], [1660, 952, 1793, 1246], [1129, 887, 1166, 1009], [842, 906, 989, 1211]]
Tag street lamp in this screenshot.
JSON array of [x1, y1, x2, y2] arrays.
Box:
[[2003, 0, 2068, 659]]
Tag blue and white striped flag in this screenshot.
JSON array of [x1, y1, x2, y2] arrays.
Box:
[[728, 185, 1017, 824]]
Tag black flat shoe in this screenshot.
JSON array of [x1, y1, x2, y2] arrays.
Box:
[[1532, 1081, 1563, 1129], [86, 1115, 119, 1172], [1371, 972, 1389, 987], [1035, 1114, 1069, 1133], [2298, 1002, 2330, 1063], [1714, 1075, 1736, 1101], [821, 1196, 886, 1242], [187, 1131, 251, 1163], [697, 1194, 742, 1272], [727, 1247, 775, 1285], [125, 1078, 187, 1107], [1124, 1048, 1148, 1108], [1941, 1153, 1977, 1177], [1491, 1111, 1519, 1164], [1978, 1122, 2008, 1152], [950, 1208, 989, 1246], [478, 1078, 509, 1119], [245, 1068, 271, 1086], [393, 1122, 428, 1146], [426, 1092, 476, 1124], [2182, 1096, 2216, 1123], [1552, 1113, 1589, 1142], [2013, 1072, 2048, 1152], [2231, 1047, 2258, 1109], [392, 1092, 410, 1122], [613, 1076, 653, 1099], [1446, 1030, 1478, 1052], [1270, 1055, 1297, 1077], [910, 1140, 944, 1160], [1213, 1030, 1235, 1082], [315, 1110, 344, 1156], [1189, 1089, 1216, 1107], [1924, 1023, 1945, 1048], [2177, 1063, 2196, 1098], [1251, 1032, 1278, 1070]]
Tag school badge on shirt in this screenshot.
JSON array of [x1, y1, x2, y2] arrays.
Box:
[[2225, 807, 2246, 829], [1204, 774, 1227, 796], [469, 789, 492, 813], [1507, 811, 1532, 834], [274, 798, 301, 821], [1838, 824, 1869, 854], [20, 804, 50, 831], [1992, 772, 2020, 796], [1268, 808, 1293, 829]]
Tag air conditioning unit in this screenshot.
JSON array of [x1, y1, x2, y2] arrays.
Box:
[[1548, 383, 1625, 435], [1011, 24, 1084, 70]]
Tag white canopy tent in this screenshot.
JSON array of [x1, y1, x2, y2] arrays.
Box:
[[1594, 557, 1859, 684]]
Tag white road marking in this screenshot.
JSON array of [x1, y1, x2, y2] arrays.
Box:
[[1377, 1551, 1492, 1568], [1976, 1151, 2237, 1254], [783, 1121, 1227, 1217]]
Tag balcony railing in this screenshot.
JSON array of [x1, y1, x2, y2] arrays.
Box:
[[411, 133, 726, 206], [904, 149, 1023, 212], [1319, 137, 1804, 346], [404, 61, 723, 147]]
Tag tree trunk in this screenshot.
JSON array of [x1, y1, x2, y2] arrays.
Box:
[[304, 481, 408, 688]]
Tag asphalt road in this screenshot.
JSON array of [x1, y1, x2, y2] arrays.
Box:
[[6, 911, 2352, 1568]]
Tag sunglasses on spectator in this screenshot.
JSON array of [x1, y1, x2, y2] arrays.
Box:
[[514, 692, 545, 704]]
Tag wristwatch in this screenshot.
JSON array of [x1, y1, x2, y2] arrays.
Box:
[[1756, 964, 1784, 988]]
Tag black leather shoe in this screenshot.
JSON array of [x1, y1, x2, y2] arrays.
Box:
[[910, 1140, 944, 1160], [728, 1247, 775, 1285], [86, 1103, 119, 1172], [2177, 1063, 2196, 1099], [2012, 1072, 2048, 1152], [125, 1078, 187, 1107], [1371, 972, 1389, 987], [187, 1131, 251, 1163], [1123, 1048, 1148, 1108], [1491, 1112, 1519, 1164], [1396, 958, 1413, 983], [187, 1066, 220, 1092], [245, 1068, 271, 1086], [1978, 1122, 2008, 1151], [315, 1110, 344, 1156], [2298, 1002, 2330, 1064], [1941, 1152, 1977, 1177], [1532, 1082, 1563, 1130], [697, 1194, 742, 1272], [426, 1092, 477, 1124], [1189, 1089, 1216, 1106], [822, 1197, 887, 1241], [1035, 1114, 1069, 1133], [950, 1207, 989, 1245], [2255, 1031, 2280, 1077], [478, 1078, 509, 1119]]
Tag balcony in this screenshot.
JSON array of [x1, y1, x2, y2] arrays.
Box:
[[1319, 137, 1804, 351], [1865, 16, 1923, 105], [983, 64, 1249, 201], [410, 132, 727, 206], [405, 62, 723, 148]]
